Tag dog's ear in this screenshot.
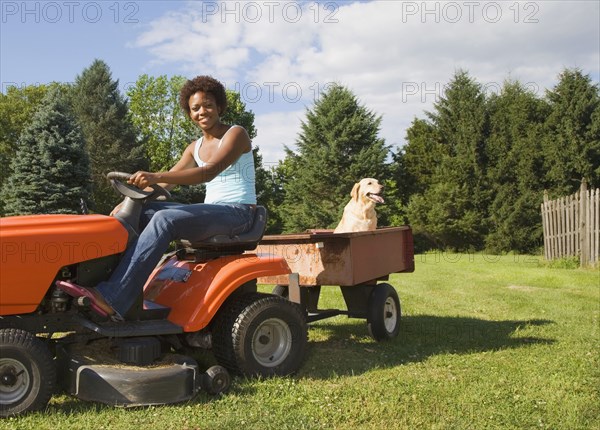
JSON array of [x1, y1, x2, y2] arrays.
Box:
[[351, 183, 360, 201]]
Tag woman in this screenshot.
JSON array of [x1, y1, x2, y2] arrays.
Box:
[[63, 75, 256, 319]]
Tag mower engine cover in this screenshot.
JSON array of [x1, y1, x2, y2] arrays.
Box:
[[0, 214, 128, 315]]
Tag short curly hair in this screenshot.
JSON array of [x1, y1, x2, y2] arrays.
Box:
[[179, 75, 227, 117]]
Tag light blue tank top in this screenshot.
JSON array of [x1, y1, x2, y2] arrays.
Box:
[[193, 125, 257, 205]]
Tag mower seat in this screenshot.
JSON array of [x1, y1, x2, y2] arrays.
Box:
[[177, 206, 267, 258]]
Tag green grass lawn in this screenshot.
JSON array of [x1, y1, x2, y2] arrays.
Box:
[[3, 254, 598, 430]]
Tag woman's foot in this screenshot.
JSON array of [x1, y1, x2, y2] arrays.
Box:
[[55, 280, 119, 319]]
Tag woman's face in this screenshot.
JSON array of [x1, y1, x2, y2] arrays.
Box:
[[188, 91, 220, 130]]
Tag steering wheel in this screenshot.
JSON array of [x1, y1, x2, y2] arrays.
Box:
[[107, 172, 171, 201]]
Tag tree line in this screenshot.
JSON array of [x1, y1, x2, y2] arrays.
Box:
[[401, 70, 599, 252], [1, 60, 598, 253]]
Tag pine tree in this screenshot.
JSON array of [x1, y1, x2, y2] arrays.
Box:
[[0, 84, 70, 214], [543, 68, 600, 193], [281, 84, 389, 232], [1, 87, 91, 215], [400, 118, 445, 196], [485, 81, 549, 253], [71, 59, 147, 214], [406, 71, 489, 250], [0, 85, 50, 188]]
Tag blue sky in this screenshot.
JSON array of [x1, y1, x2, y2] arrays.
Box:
[[2, 1, 599, 166]]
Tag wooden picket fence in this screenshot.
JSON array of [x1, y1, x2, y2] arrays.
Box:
[[541, 180, 599, 267]]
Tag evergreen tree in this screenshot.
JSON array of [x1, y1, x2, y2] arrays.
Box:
[[0, 85, 49, 185], [71, 59, 147, 214], [386, 118, 444, 230], [543, 68, 600, 193], [1, 88, 91, 215], [406, 71, 489, 250], [281, 84, 389, 232], [399, 118, 445, 196], [380, 151, 408, 227], [0, 84, 69, 214], [485, 81, 549, 253]]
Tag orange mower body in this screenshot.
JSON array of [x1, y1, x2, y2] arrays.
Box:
[[0, 206, 306, 416], [0, 214, 128, 315]]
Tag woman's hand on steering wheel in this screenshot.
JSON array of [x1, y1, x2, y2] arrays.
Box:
[[128, 171, 158, 189], [106, 172, 171, 202]]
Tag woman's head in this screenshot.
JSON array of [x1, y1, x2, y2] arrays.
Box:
[[179, 75, 227, 117]]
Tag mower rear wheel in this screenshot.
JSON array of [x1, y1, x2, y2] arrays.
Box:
[[212, 293, 308, 377], [0, 329, 56, 417]]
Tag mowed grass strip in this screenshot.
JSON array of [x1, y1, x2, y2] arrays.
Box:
[[3, 254, 598, 430]]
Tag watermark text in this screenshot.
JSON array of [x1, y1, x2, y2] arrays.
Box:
[[1, 1, 140, 24]]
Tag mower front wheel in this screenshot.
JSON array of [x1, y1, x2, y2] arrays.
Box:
[[200, 365, 231, 395], [0, 329, 56, 417]]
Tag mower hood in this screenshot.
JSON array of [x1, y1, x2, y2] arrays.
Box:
[[0, 214, 128, 315]]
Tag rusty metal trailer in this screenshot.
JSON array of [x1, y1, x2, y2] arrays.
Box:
[[256, 226, 414, 341]]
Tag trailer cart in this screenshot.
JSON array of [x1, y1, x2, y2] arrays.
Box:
[[256, 226, 414, 341]]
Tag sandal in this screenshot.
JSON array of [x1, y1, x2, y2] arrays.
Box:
[[56, 280, 122, 321]]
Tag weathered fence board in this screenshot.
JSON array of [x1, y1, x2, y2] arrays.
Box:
[[541, 180, 599, 267]]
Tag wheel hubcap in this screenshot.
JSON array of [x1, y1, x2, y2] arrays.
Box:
[[383, 297, 398, 333], [252, 318, 292, 367], [0, 359, 30, 403]]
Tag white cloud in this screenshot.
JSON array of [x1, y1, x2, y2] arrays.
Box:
[[131, 1, 600, 160], [253, 109, 304, 164]]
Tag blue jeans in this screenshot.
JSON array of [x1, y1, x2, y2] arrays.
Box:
[[96, 202, 255, 316]]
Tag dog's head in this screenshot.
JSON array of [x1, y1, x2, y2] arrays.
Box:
[[350, 178, 384, 205]]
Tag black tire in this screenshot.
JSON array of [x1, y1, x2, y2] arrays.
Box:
[[212, 293, 308, 377], [0, 329, 56, 417], [366, 283, 401, 341], [201, 365, 231, 395]]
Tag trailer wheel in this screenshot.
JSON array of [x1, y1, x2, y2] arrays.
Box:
[[366, 283, 401, 341], [212, 293, 308, 377], [0, 329, 56, 417]]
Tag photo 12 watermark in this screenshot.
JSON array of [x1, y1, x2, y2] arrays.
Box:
[[400, 1, 540, 24], [197, 1, 339, 24], [1, 1, 140, 24], [226, 80, 337, 105], [400, 80, 541, 103], [418, 250, 540, 265], [1, 240, 123, 264]]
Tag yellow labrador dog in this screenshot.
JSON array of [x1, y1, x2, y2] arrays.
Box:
[[334, 178, 384, 233]]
